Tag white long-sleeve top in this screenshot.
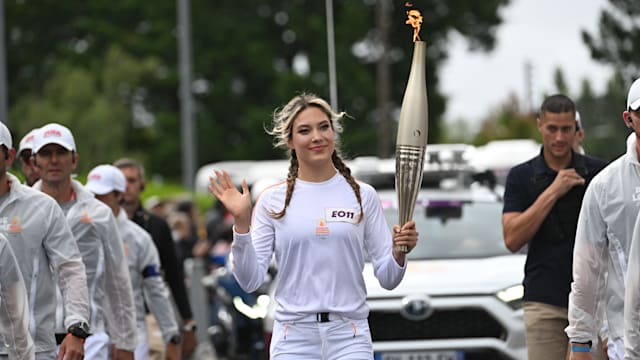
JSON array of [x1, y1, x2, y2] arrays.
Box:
[[567, 134, 640, 344], [232, 173, 406, 322], [115, 209, 179, 343], [34, 180, 137, 351], [0, 233, 34, 359], [625, 213, 640, 358], [0, 173, 89, 354]]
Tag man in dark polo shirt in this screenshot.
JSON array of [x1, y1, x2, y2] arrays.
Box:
[[502, 94, 607, 360]]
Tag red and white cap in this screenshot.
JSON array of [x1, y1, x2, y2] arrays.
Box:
[[32, 123, 76, 154], [627, 78, 640, 111], [18, 128, 38, 154], [0, 122, 12, 149], [85, 164, 126, 195]]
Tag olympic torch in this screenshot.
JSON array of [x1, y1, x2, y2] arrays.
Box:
[[395, 3, 428, 252]]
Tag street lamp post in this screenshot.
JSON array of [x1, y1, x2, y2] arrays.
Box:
[[178, 0, 196, 190], [325, 0, 338, 111], [0, 0, 8, 125]]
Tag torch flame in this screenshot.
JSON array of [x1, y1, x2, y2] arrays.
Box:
[[405, 2, 423, 42]]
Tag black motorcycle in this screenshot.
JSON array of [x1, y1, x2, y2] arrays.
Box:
[[204, 252, 269, 360]]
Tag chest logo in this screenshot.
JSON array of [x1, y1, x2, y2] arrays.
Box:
[[315, 219, 330, 236], [325, 208, 359, 225], [80, 211, 93, 223], [7, 217, 22, 233]]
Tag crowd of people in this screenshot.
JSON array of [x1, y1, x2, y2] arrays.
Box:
[[0, 122, 200, 359]]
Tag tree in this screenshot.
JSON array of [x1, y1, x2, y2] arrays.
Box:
[[553, 67, 569, 95], [575, 72, 629, 161], [583, 0, 640, 83], [472, 92, 538, 145], [10, 46, 163, 174], [6, 0, 511, 180], [578, 0, 640, 160]]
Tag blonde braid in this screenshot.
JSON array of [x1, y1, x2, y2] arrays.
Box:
[[270, 152, 299, 219], [332, 151, 364, 223]]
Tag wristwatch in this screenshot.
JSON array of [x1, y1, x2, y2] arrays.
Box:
[[68, 322, 90, 340], [571, 340, 592, 349], [168, 334, 182, 345]]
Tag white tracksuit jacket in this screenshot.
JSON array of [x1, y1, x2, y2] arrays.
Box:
[[625, 213, 640, 358], [0, 173, 89, 355], [34, 179, 137, 351], [116, 208, 179, 343], [0, 233, 35, 359], [567, 134, 640, 353]]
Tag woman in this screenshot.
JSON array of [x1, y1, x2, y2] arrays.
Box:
[[209, 93, 418, 359]]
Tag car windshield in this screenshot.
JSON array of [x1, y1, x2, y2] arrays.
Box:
[[382, 200, 509, 260]]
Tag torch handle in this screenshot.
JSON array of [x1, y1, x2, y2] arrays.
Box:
[[395, 145, 426, 253]]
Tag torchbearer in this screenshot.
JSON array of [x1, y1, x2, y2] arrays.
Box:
[[395, 2, 428, 252]]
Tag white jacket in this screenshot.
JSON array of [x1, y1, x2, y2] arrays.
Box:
[[567, 134, 640, 344], [116, 209, 179, 343], [0, 173, 89, 354], [34, 179, 137, 351], [625, 213, 640, 358], [0, 233, 34, 359]]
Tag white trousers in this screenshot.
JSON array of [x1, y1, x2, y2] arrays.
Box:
[[54, 331, 110, 360], [84, 331, 110, 360], [134, 323, 150, 360], [0, 352, 56, 360], [608, 336, 624, 360], [270, 317, 372, 360]]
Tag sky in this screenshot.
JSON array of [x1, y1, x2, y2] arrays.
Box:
[[440, 0, 613, 127]]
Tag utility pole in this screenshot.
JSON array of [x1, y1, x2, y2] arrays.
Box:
[[178, 0, 196, 190], [0, 0, 8, 125], [524, 60, 533, 114], [325, 0, 338, 111], [376, 0, 392, 157]]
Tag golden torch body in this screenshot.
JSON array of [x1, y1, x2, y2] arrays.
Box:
[[395, 40, 428, 252]]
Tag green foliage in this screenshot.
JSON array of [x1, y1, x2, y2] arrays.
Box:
[[472, 93, 539, 145], [582, 0, 640, 83], [553, 67, 569, 95], [575, 73, 629, 161], [6, 0, 510, 180], [9, 45, 162, 174], [577, 0, 640, 160]]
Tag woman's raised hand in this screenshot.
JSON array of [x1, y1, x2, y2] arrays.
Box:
[[208, 170, 252, 233]]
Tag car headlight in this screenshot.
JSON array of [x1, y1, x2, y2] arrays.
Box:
[[496, 284, 524, 310]]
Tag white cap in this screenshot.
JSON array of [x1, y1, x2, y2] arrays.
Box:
[[33, 123, 76, 154], [0, 122, 12, 149], [575, 111, 582, 130], [627, 78, 640, 111], [18, 128, 38, 154], [85, 164, 126, 195]]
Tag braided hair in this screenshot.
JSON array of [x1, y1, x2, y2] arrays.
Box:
[[267, 93, 363, 222]]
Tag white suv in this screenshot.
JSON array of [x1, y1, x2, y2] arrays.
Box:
[[366, 184, 526, 360]]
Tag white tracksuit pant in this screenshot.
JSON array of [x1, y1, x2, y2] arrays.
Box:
[[270, 315, 372, 360]]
